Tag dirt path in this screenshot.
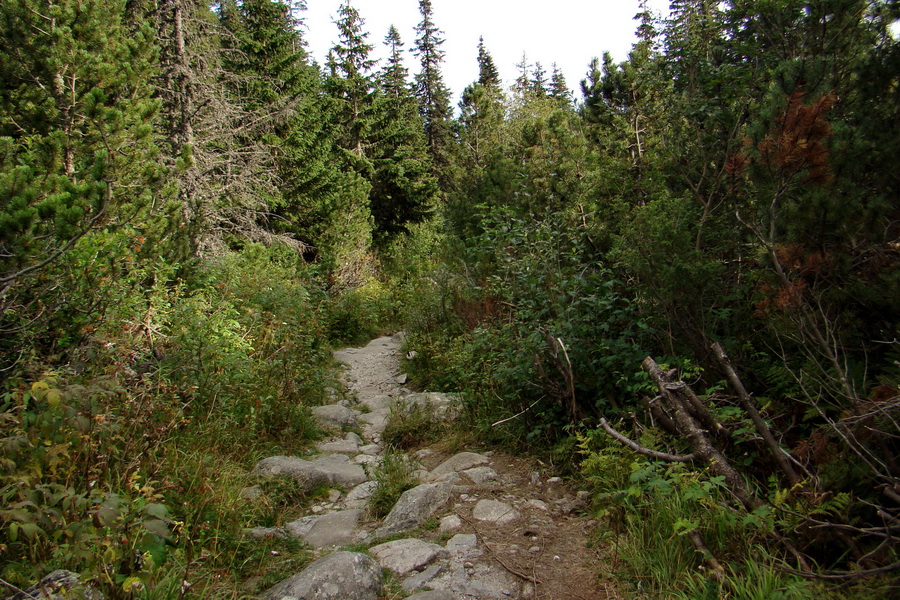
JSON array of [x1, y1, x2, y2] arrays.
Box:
[[252, 334, 622, 599]]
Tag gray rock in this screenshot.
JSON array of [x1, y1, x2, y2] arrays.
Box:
[[526, 499, 549, 511], [285, 510, 363, 548], [345, 431, 364, 445], [359, 409, 389, 436], [373, 481, 452, 539], [427, 452, 490, 481], [353, 454, 380, 466], [400, 392, 459, 419], [251, 456, 330, 493], [359, 444, 382, 455], [369, 538, 448, 575], [2, 570, 103, 600], [472, 499, 519, 525], [240, 485, 263, 500], [439, 514, 462, 532], [361, 395, 392, 412], [308, 454, 368, 488], [404, 588, 454, 600], [243, 526, 288, 540], [311, 404, 359, 429], [402, 565, 445, 592], [261, 551, 382, 600], [344, 481, 378, 508], [446, 533, 479, 557], [462, 466, 499, 485], [316, 438, 360, 455]]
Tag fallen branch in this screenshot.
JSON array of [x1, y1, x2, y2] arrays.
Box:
[[599, 418, 697, 463]]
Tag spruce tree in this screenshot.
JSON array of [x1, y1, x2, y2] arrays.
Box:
[[412, 0, 452, 168], [369, 26, 437, 242], [477, 36, 501, 88], [549, 63, 572, 108]]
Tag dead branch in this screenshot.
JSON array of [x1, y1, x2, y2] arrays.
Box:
[[599, 418, 698, 463], [711, 341, 804, 486]]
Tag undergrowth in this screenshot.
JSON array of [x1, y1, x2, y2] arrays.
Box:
[[0, 242, 390, 599]]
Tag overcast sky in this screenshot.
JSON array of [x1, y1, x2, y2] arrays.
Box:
[[301, 0, 671, 105]]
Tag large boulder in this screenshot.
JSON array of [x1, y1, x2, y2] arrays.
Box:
[[250, 456, 330, 493], [261, 552, 382, 600], [311, 405, 359, 429], [427, 452, 490, 481], [308, 454, 368, 488], [369, 538, 448, 575], [285, 509, 363, 549], [373, 481, 452, 539]]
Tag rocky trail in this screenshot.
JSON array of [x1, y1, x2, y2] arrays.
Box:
[[247, 334, 618, 600]]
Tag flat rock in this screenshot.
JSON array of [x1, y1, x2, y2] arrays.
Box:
[[369, 538, 448, 575], [359, 443, 382, 455], [400, 392, 459, 419], [344, 480, 378, 508], [361, 395, 392, 412], [251, 456, 330, 493], [285, 509, 362, 548], [359, 409, 389, 437], [261, 551, 382, 600], [373, 481, 452, 539], [428, 452, 490, 481], [311, 404, 359, 429], [462, 466, 499, 485], [243, 526, 288, 540], [316, 438, 360, 454], [446, 533, 479, 557], [308, 454, 368, 488], [404, 587, 454, 599], [472, 499, 519, 525]]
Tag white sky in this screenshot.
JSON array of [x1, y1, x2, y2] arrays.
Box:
[[301, 0, 671, 105]]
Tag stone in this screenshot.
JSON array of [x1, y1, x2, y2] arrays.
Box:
[[285, 510, 362, 549], [395, 373, 408, 384], [472, 499, 519, 525], [251, 456, 330, 493], [261, 552, 382, 600], [462, 466, 499, 485], [526, 499, 549, 511], [243, 526, 288, 540], [345, 431, 364, 444], [3, 570, 103, 600], [427, 452, 490, 481], [240, 485, 263, 500], [316, 438, 360, 455], [404, 590, 454, 600], [308, 454, 368, 488], [369, 538, 448, 575], [344, 481, 378, 508], [400, 392, 459, 419], [547, 476, 563, 484], [402, 566, 445, 592], [359, 444, 382, 455], [311, 404, 359, 429], [373, 481, 452, 539], [359, 410, 389, 436], [361, 395, 392, 412], [445, 533, 479, 556], [439, 514, 462, 532], [353, 454, 379, 465]]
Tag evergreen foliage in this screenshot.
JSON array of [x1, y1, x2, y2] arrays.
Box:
[[412, 0, 452, 169]]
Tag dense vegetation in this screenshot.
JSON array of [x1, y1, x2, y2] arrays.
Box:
[[1, 0, 898, 598]]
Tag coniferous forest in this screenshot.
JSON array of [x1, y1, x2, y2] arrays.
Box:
[[1, 0, 899, 598]]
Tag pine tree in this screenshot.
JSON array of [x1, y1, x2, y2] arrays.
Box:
[[0, 0, 169, 361], [412, 0, 452, 168], [549, 63, 572, 107]]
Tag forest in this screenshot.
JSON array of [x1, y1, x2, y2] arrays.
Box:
[[1, 0, 898, 598]]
